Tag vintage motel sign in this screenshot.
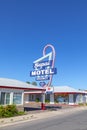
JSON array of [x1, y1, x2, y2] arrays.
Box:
[[30, 44, 57, 93]]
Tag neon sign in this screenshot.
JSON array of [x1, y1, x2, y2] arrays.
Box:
[[30, 44, 57, 88]]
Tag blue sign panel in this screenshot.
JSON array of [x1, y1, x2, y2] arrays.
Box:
[[30, 68, 57, 77]]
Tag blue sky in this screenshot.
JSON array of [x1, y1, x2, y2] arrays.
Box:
[[0, 0, 87, 89]]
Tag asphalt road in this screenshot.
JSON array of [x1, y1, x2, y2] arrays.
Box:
[[1, 110, 87, 130]]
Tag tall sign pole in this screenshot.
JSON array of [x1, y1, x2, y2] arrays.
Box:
[[43, 44, 56, 88], [30, 44, 57, 92]]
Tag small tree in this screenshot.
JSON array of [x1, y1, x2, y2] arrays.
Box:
[[32, 81, 37, 86], [26, 81, 31, 84]]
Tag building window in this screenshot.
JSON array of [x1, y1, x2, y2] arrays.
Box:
[[6, 93, 10, 104], [13, 92, 22, 104], [1, 92, 10, 105]]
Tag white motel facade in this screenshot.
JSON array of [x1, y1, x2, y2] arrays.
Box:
[[0, 78, 87, 111]]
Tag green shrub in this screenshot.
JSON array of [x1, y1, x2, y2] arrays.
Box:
[[35, 98, 40, 102], [54, 99, 59, 103], [0, 104, 24, 118], [78, 103, 84, 106], [4, 104, 18, 117], [0, 106, 5, 118], [45, 99, 50, 103], [18, 111, 25, 115]]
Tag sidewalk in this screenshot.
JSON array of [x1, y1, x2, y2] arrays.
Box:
[[0, 106, 87, 128]]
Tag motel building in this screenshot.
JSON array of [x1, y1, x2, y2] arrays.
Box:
[[45, 86, 87, 105], [0, 78, 87, 111], [0, 78, 45, 111], [24, 86, 87, 106]]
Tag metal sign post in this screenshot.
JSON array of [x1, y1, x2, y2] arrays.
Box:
[[30, 44, 57, 110]]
